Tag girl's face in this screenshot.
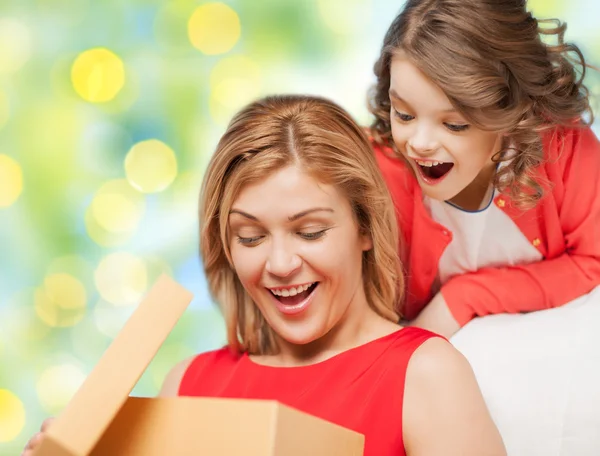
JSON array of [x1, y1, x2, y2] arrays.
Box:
[[228, 165, 373, 352], [389, 56, 503, 204]]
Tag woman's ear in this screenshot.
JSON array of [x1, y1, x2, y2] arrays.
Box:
[[360, 230, 374, 252]]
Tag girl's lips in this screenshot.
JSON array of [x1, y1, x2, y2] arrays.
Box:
[[270, 283, 319, 316], [412, 159, 454, 185]]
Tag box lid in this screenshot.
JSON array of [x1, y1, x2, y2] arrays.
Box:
[[34, 274, 194, 456]]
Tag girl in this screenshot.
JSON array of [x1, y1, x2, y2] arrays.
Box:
[[369, 0, 600, 337], [24, 95, 505, 455]]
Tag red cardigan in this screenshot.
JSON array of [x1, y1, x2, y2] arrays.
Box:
[[374, 126, 600, 326]]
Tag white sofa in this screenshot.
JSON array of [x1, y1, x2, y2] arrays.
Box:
[[451, 286, 600, 456]]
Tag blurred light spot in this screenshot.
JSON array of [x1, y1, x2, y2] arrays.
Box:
[[34, 273, 87, 328], [92, 193, 140, 232], [71, 48, 125, 103], [125, 140, 178, 193], [159, 170, 202, 217], [0, 389, 25, 442], [526, 0, 564, 17], [0, 154, 23, 207], [145, 256, 174, 286], [209, 55, 261, 125], [85, 179, 145, 247], [0, 19, 32, 75], [37, 364, 86, 415], [188, 3, 241, 55], [317, 0, 372, 34], [78, 121, 133, 176], [47, 255, 95, 290], [154, 1, 197, 51], [94, 298, 136, 338], [85, 209, 133, 248], [0, 90, 9, 129], [70, 316, 111, 361], [6, 288, 52, 343], [95, 252, 148, 306]]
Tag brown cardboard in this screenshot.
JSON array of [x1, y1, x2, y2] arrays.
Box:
[[32, 274, 365, 456]]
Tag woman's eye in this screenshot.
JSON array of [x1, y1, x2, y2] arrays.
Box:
[[298, 230, 328, 241], [393, 110, 414, 122], [236, 235, 263, 246], [445, 123, 470, 132]]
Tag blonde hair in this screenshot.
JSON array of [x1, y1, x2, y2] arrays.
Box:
[[369, 0, 595, 207], [200, 95, 402, 355]]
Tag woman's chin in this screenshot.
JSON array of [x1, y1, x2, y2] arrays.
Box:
[[271, 320, 327, 348]]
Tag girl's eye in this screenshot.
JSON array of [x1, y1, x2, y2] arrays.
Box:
[[393, 110, 414, 122], [298, 230, 328, 241], [445, 123, 470, 132], [236, 235, 263, 246]]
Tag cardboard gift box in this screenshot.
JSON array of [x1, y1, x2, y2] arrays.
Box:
[[32, 275, 365, 455]]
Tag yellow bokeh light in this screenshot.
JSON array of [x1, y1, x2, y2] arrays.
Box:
[[47, 255, 94, 285], [34, 273, 87, 328], [94, 298, 136, 338], [85, 179, 145, 247], [0, 389, 26, 442], [95, 252, 148, 306], [0, 154, 23, 208], [125, 140, 178, 193], [0, 18, 32, 75], [209, 55, 261, 125], [85, 208, 133, 248], [92, 193, 141, 233], [188, 3, 241, 55], [0, 90, 9, 129], [70, 317, 111, 362], [37, 364, 86, 415], [317, 0, 372, 35], [71, 47, 125, 103], [526, 0, 564, 17], [5, 288, 52, 343]]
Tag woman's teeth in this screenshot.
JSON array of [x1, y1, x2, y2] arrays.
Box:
[[270, 283, 314, 297]]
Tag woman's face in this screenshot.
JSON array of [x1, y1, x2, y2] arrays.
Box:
[[389, 55, 503, 203], [228, 164, 372, 349]]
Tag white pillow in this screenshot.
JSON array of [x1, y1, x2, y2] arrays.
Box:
[[451, 286, 600, 456]]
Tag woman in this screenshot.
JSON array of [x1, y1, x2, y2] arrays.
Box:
[[24, 95, 505, 456]]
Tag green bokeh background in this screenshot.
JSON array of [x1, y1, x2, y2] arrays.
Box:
[[0, 0, 598, 453]]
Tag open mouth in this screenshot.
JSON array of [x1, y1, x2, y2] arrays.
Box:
[[269, 282, 318, 306], [414, 159, 454, 181]]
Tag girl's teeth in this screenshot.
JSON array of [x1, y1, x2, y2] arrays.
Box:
[[416, 160, 443, 167]]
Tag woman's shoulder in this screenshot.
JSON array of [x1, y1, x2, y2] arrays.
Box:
[[159, 346, 239, 397], [405, 335, 472, 384], [402, 336, 506, 454]]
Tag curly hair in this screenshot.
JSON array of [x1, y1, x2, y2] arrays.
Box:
[[369, 0, 595, 207], [200, 95, 402, 355]]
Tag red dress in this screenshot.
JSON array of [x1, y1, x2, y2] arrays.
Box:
[[179, 327, 441, 456]]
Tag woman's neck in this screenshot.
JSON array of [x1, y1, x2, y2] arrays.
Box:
[[254, 293, 400, 367]]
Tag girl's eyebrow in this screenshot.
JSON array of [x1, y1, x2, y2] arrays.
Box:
[[389, 88, 457, 113]]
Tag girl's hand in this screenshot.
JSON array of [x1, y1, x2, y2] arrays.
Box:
[[410, 293, 460, 338], [21, 417, 55, 456]]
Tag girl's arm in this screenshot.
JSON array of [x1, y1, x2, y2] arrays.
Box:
[[440, 126, 600, 327], [403, 338, 506, 455]]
